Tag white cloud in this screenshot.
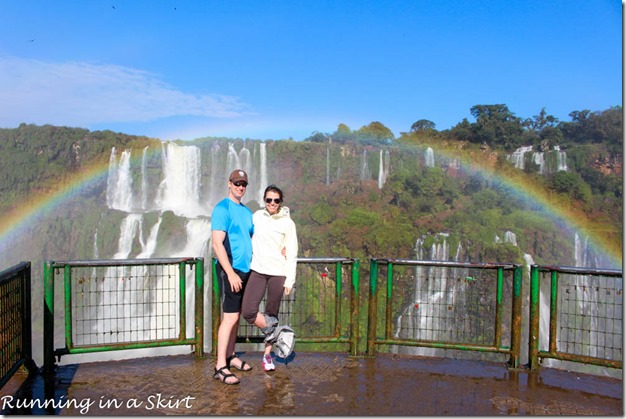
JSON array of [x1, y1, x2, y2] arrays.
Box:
[[0, 56, 252, 127]]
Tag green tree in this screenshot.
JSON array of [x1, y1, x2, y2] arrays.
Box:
[[354, 121, 394, 145], [469, 104, 524, 149], [410, 119, 436, 132]]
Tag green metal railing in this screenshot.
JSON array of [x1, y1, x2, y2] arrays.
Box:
[[529, 265, 623, 370], [19, 255, 622, 375], [212, 257, 360, 356], [43, 258, 204, 372], [0, 261, 36, 389], [367, 259, 523, 367]]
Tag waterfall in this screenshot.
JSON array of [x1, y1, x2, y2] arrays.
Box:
[[170, 218, 212, 339], [106, 148, 118, 208], [504, 231, 517, 246], [113, 214, 144, 259], [508, 145, 568, 174], [508, 146, 533, 169], [575, 232, 598, 268], [378, 150, 390, 188], [140, 146, 149, 211], [360, 149, 369, 180], [396, 234, 463, 344], [532, 152, 545, 174], [425, 147, 434, 167], [326, 147, 330, 186], [136, 217, 162, 259], [208, 142, 222, 208], [107, 148, 134, 212], [258, 143, 267, 203], [93, 230, 99, 259], [155, 142, 205, 218], [454, 242, 462, 261], [93, 139, 278, 353], [239, 144, 252, 175], [555, 146, 568, 171], [227, 142, 241, 172], [172, 219, 212, 258]]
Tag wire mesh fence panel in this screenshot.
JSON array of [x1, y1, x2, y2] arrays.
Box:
[[70, 264, 180, 346], [390, 265, 509, 347], [238, 262, 352, 340], [557, 273, 623, 362], [0, 272, 24, 379]]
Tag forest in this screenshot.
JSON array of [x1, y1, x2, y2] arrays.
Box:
[[0, 104, 621, 272]]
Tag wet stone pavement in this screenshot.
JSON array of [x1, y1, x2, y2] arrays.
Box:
[[2, 352, 623, 416]]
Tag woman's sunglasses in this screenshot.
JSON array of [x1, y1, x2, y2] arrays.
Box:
[[265, 198, 282, 204]]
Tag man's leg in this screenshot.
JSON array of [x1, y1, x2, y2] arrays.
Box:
[[215, 312, 241, 384]]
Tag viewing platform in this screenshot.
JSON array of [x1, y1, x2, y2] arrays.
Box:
[[1, 258, 622, 415], [2, 351, 623, 416]]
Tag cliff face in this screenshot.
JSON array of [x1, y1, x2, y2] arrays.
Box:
[[0, 126, 622, 275], [593, 155, 623, 176]]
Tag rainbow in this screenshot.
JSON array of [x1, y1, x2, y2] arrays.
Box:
[[0, 142, 621, 268], [0, 160, 111, 245], [425, 144, 622, 268]]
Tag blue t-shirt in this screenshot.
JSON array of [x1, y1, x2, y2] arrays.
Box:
[[211, 198, 254, 273]]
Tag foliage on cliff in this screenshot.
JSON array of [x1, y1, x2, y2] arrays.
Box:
[[0, 104, 621, 268]]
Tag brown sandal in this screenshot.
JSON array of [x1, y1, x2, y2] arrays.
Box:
[[213, 366, 240, 385]]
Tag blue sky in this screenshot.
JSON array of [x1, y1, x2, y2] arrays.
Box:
[[0, 0, 621, 141]]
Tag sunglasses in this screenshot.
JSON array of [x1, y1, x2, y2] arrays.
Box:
[[265, 198, 282, 204], [233, 181, 248, 187]]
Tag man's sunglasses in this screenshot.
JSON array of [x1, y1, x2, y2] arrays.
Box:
[[265, 198, 282, 204], [233, 181, 248, 187]]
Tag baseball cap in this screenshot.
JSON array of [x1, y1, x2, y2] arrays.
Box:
[[229, 169, 248, 183]]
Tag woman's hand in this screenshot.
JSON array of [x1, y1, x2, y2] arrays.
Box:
[[284, 286, 292, 296]]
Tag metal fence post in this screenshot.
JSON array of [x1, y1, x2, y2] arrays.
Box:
[[528, 265, 540, 370], [195, 258, 205, 357], [367, 259, 379, 356], [334, 261, 342, 338], [350, 259, 360, 356], [509, 265, 523, 368], [211, 258, 220, 357], [43, 261, 55, 374], [385, 261, 394, 340]]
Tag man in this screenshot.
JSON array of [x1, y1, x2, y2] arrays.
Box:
[[211, 169, 254, 385]]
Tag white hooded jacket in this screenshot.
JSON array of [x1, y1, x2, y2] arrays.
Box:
[[250, 205, 298, 288]]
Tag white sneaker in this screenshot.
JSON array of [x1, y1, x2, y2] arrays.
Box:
[[262, 354, 275, 371]]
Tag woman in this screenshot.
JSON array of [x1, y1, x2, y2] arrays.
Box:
[[241, 184, 298, 371]]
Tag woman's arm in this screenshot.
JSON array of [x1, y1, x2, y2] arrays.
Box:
[[283, 220, 299, 293]]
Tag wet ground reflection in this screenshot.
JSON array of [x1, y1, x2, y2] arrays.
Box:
[[2, 352, 622, 415]]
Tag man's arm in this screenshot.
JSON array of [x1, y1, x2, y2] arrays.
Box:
[[212, 230, 243, 293]]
